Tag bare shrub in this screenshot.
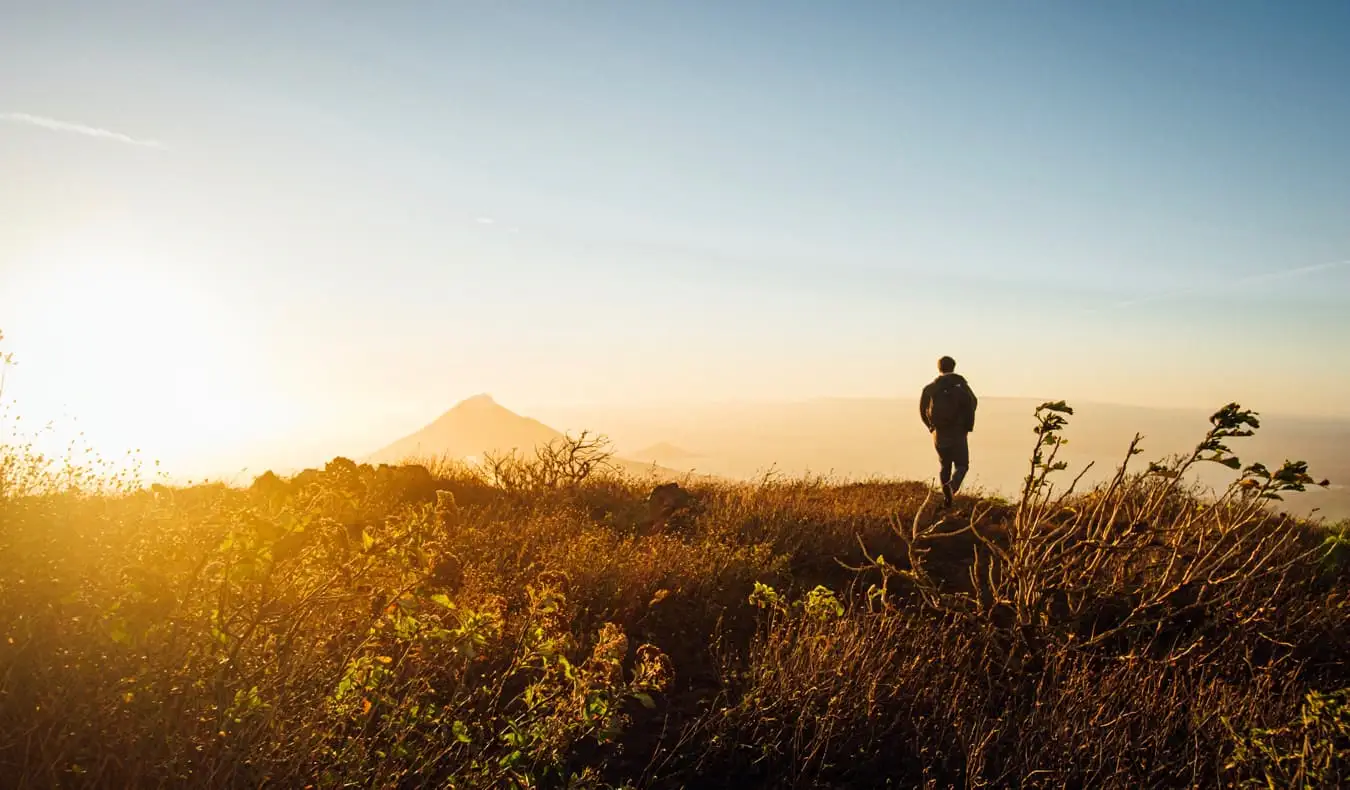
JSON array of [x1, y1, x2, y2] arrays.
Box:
[[483, 431, 618, 494]]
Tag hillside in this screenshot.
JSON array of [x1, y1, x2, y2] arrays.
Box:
[[2, 426, 1347, 787]]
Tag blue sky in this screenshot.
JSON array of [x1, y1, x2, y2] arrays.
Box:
[[2, 1, 1349, 471]]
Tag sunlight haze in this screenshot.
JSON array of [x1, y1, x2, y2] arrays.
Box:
[[3, 1, 1349, 480]]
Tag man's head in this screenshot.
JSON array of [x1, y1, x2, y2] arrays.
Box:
[[938, 356, 956, 374]]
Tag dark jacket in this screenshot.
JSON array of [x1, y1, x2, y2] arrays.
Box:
[[920, 372, 978, 435]]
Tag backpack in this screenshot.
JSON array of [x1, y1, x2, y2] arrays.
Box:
[[927, 376, 973, 432]]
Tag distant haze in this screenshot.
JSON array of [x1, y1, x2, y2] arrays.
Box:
[[335, 393, 1350, 521]]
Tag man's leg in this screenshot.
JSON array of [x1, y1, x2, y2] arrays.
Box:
[[949, 435, 970, 495], [937, 448, 955, 506], [951, 461, 968, 495]]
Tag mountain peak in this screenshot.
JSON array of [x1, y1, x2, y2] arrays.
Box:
[[456, 393, 499, 409], [366, 393, 561, 465], [363, 396, 693, 483]]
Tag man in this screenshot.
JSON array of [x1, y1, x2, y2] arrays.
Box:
[[919, 355, 977, 508]]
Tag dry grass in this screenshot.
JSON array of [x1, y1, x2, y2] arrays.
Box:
[[1, 404, 1347, 788]]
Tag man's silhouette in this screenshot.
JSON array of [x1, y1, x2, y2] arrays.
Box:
[[920, 356, 977, 508]]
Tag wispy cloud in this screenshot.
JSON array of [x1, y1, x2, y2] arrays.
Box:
[[0, 112, 165, 149], [474, 217, 495, 225], [1105, 258, 1350, 311]]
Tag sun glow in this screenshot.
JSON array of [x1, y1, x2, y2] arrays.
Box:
[[4, 222, 281, 478]]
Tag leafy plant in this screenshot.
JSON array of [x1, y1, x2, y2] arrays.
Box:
[[1225, 687, 1350, 788]]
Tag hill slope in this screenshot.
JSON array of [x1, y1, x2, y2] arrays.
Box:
[[6, 460, 1344, 787]]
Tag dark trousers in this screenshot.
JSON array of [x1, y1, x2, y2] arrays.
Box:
[[934, 432, 970, 502]]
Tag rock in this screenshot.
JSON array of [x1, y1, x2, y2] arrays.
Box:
[[646, 483, 696, 532]]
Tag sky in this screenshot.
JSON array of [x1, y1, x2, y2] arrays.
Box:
[[2, 1, 1349, 476]]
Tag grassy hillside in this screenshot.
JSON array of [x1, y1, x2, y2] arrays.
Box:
[[1, 402, 1348, 788]]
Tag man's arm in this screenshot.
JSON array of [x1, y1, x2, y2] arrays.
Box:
[[919, 384, 933, 431], [967, 387, 978, 432]]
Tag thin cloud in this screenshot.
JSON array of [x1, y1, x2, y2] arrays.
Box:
[[0, 112, 165, 149], [1230, 258, 1350, 286], [474, 217, 496, 225], [1108, 258, 1350, 310]]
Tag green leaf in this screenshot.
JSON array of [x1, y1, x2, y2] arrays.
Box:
[[633, 692, 656, 710], [452, 720, 472, 744], [361, 530, 375, 551], [430, 593, 454, 610]]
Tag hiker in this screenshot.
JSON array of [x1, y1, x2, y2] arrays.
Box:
[[920, 355, 978, 508]]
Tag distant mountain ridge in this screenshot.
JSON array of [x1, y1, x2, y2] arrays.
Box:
[[365, 394, 689, 480], [630, 442, 700, 462]]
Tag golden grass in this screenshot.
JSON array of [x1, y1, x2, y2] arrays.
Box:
[[1, 406, 1347, 788]]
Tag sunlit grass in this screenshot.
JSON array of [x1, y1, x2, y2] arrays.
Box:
[[1, 340, 1346, 788]]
